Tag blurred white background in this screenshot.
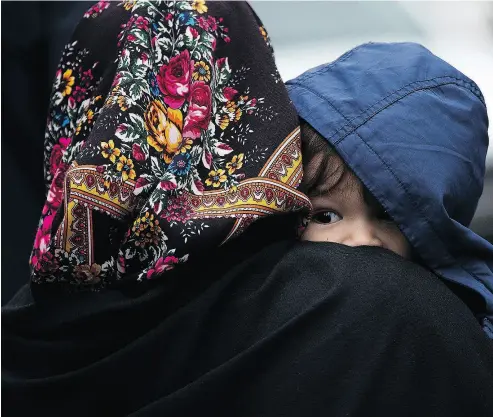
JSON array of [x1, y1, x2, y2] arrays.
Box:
[[252, 1, 493, 240]]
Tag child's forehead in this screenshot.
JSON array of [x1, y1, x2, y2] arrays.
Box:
[[305, 147, 385, 214], [300, 123, 380, 208], [308, 155, 359, 200]]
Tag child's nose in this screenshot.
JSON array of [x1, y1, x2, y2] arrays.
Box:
[[342, 222, 383, 249]]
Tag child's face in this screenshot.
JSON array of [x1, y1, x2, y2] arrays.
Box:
[[301, 151, 411, 259]]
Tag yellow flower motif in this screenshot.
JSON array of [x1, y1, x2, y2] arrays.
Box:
[[145, 100, 184, 164], [226, 153, 244, 175], [224, 101, 242, 122], [180, 138, 194, 154], [132, 212, 162, 246], [259, 26, 268, 41], [225, 101, 237, 113], [101, 140, 121, 163], [234, 107, 242, 122], [141, 211, 155, 226], [62, 69, 75, 96], [76, 122, 82, 136], [132, 211, 160, 237], [205, 169, 227, 188], [122, 0, 136, 11], [87, 109, 94, 122], [192, 0, 207, 14], [218, 114, 229, 130], [95, 95, 103, 101], [193, 61, 211, 83], [116, 155, 136, 181], [117, 96, 128, 111]]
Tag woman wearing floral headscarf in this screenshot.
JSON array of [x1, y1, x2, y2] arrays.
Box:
[[3, 2, 493, 416], [28, 0, 308, 287]]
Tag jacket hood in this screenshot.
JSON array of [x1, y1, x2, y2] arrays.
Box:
[[287, 42, 493, 338]]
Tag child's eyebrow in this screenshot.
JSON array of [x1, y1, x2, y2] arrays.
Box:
[[308, 161, 346, 198]]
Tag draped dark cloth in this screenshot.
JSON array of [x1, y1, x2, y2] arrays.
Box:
[[3, 240, 493, 416], [1, 1, 90, 303]]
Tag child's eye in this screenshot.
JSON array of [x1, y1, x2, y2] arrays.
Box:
[[311, 210, 342, 224]]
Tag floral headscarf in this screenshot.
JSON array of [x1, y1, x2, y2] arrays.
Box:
[[31, 0, 310, 288]]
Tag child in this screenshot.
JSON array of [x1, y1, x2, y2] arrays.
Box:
[[286, 42, 493, 338], [298, 121, 412, 260]]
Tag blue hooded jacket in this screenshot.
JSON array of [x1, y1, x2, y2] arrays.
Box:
[[286, 42, 493, 338]]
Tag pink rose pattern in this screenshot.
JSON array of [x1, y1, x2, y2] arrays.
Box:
[[30, 0, 308, 287], [157, 50, 193, 109], [146, 256, 180, 279], [183, 81, 212, 139], [83, 0, 110, 19]]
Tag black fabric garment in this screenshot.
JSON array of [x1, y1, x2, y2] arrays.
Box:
[[3, 240, 493, 416], [1, 1, 90, 304]]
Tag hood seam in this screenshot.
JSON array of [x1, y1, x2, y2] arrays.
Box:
[[288, 76, 485, 148], [290, 44, 485, 106]]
